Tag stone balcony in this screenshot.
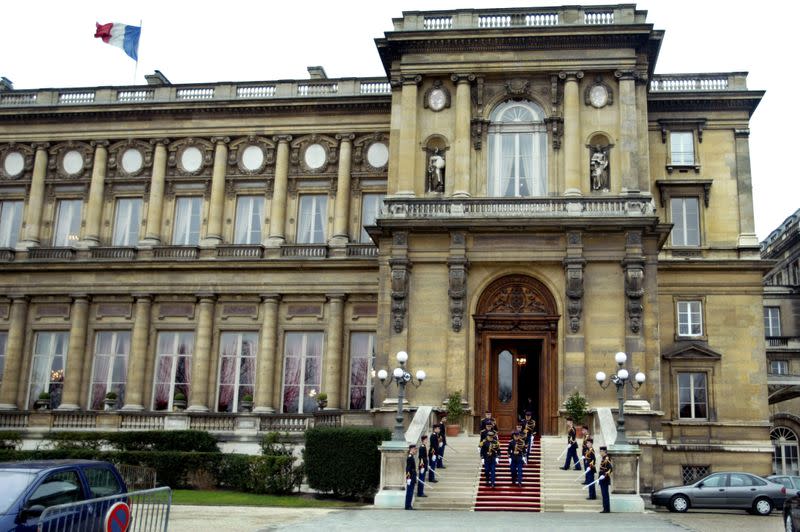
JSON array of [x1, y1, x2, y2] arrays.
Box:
[[766, 336, 800, 352]]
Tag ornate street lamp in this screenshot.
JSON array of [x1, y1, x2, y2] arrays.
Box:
[[595, 351, 645, 446], [378, 351, 426, 442]]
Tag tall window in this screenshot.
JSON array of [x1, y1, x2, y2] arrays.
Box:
[[488, 100, 547, 197], [296, 195, 327, 244], [216, 332, 257, 412], [360, 194, 384, 243], [678, 372, 707, 419], [234, 196, 264, 244], [349, 332, 376, 410], [772, 427, 800, 475], [152, 332, 194, 411], [764, 307, 782, 337], [0, 331, 7, 384], [677, 300, 703, 337], [282, 332, 323, 413], [0, 200, 23, 248], [172, 197, 202, 245], [53, 199, 82, 246], [88, 331, 130, 410], [670, 198, 700, 247], [112, 198, 142, 246], [771, 360, 789, 375], [28, 331, 69, 409], [670, 132, 695, 166]]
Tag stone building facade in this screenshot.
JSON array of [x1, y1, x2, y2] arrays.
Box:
[[0, 5, 770, 489]]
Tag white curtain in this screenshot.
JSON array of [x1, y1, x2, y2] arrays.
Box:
[[501, 135, 515, 197], [234, 196, 263, 244], [0, 201, 23, 247], [113, 198, 141, 246], [173, 197, 200, 245], [297, 196, 327, 244], [518, 133, 533, 197], [54, 200, 82, 246]]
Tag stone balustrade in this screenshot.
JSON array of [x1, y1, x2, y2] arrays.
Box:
[[216, 244, 264, 259], [28, 247, 76, 260], [89, 247, 137, 260], [152, 246, 199, 260], [650, 73, 749, 92], [280, 244, 328, 258], [346, 243, 379, 257], [0, 248, 14, 261], [766, 336, 800, 349]]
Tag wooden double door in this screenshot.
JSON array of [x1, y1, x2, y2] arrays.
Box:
[[490, 339, 543, 432]]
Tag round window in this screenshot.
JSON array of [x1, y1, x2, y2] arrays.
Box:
[[181, 146, 203, 173], [62, 150, 84, 175], [3, 151, 24, 177], [241, 145, 265, 172], [121, 148, 144, 174], [366, 142, 389, 168], [304, 143, 327, 170]]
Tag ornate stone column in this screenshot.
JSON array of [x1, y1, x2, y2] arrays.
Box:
[[188, 294, 215, 412], [18, 143, 49, 248], [452, 74, 474, 197], [396, 75, 421, 197], [734, 129, 760, 249], [122, 294, 152, 411], [563, 231, 586, 394], [266, 135, 291, 246], [561, 71, 583, 196], [616, 70, 640, 193], [0, 296, 29, 409], [254, 294, 280, 413], [82, 141, 109, 247], [141, 140, 168, 246], [324, 294, 345, 408], [203, 137, 229, 246], [58, 295, 91, 410], [330, 134, 354, 247]]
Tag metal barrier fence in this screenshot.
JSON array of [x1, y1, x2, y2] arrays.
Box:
[[115, 463, 157, 490], [38, 487, 171, 532]]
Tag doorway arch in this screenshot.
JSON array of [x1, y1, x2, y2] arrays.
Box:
[[474, 274, 560, 434]]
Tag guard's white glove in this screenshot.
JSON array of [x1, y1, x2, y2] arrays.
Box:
[[442, 443, 446, 448], [508, 458, 512, 465], [523, 458, 528, 465], [495, 458, 500, 465], [406, 478, 411, 486], [481, 459, 485, 465]]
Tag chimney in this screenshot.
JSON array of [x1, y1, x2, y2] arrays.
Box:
[[145, 70, 171, 86], [307, 66, 328, 80]]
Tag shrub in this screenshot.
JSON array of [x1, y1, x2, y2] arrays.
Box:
[[304, 427, 390, 499], [564, 391, 589, 426], [0, 430, 22, 450], [260, 432, 292, 457], [47, 430, 219, 453], [445, 390, 466, 424]]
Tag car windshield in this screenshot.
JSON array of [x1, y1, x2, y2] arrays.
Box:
[[0, 471, 37, 514]]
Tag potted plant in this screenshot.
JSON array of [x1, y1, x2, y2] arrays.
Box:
[[564, 390, 589, 430], [444, 390, 466, 436], [35, 391, 51, 411], [240, 394, 254, 412], [172, 392, 187, 411], [104, 391, 118, 410], [316, 392, 328, 410]]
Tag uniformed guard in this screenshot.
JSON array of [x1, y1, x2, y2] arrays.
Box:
[[522, 411, 536, 461], [479, 411, 496, 433], [417, 435, 429, 498], [598, 446, 613, 513], [561, 418, 581, 470], [405, 443, 417, 510], [428, 425, 441, 483], [437, 415, 447, 468], [508, 431, 527, 486], [480, 430, 501, 488], [584, 438, 597, 500], [580, 426, 591, 484]]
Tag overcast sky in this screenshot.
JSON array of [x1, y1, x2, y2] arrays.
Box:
[[1, 0, 796, 240]]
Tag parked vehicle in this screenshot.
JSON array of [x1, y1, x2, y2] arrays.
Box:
[[0, 460, 127, 532], [783, 488, 800, 532], [769, 474, 800, 491], [651, 471, 787, 515]]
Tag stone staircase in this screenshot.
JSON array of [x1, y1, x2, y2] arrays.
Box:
[[540, 435, 602, 512], [413, 434, 481, 510], [474, 434, 542, 511]]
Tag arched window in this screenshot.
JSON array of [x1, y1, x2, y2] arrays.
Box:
[[772, 426, 799, 474], [488, 100, 547, 197]]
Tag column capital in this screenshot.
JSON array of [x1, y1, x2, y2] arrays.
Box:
[[31, 142, 50, 151], [9, 294, 30, 303], [335, 133, 355, 143], [210, 136, 230, 145], [149, 138, 170, 147], [734, 129, 750, 138], [195, 292, 217, 302], [69, 294, 91, 303], [614, 69, 637, 81], [326, 293, 347, 302], [401, 74, 422, 86], [132, 293, 153, 302], [450, 73, 476, 84], [260, 293, 282, 302], [559, 71, 584, 81], [90, 140, 110, 148], [272, 134, 293, 144]]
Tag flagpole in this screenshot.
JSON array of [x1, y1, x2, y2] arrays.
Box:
[[133, 19, 142, 85]]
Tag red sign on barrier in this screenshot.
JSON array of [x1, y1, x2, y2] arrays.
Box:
[[105, 501, 131, 532]]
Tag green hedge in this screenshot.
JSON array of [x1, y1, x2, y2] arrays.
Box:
[[304, 427, 390, 499], [0, 430, 22, 450], [46, 430, 219, 452]]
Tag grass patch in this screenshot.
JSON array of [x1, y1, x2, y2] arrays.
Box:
[[171, 489, 365, 508]]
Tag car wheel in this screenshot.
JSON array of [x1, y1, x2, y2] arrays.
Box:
[[753, 497, 773, 516], [670, 494, 689, 513], [786, 513, 795, 532]]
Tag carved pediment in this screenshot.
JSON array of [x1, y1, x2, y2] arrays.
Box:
[[661, 342, 722, 361], [476, 274, 557, 316]]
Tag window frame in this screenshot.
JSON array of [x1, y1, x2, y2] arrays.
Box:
[[88, 330, 131, 410], [764, 307, 782, 337], [215, 331, 258, 413], [281, 331, 324, 414], [359, 193, 384, 244], [295, 194, 328, 244], [670, 197, 701, 248], [659, 119, 705, 174], [677, 371, 709, 420], [675, 298, 705, 339], [770, 360, 789, 376], [348, 331, 376, 410], [772, 427, 800, 475], [52, 198, 83, 246], [0, 331, 6, 384], [171, 196, 202, 246], [233, 195, 265, 245], [669, 131, 696, 167], [151, 331, 194, 411], [0, 199, 24, 248], [112, 197, 143, 247], [27, 331, 69, 409]]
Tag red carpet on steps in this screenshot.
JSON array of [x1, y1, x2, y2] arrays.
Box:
[[474, 434, 541, 512]]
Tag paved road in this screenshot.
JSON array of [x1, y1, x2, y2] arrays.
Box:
[[168, 506, 783, 532]]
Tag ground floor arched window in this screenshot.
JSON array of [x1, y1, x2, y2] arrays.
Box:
[[772, 426, 800, 474]]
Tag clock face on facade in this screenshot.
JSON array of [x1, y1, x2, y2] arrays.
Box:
[[428, 88, 447, 111], [589, 84, 609, 108]]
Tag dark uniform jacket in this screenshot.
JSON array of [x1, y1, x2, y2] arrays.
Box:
[[418, 444, 428, 470], [584, 448, 596, 473], [567, 426, 578, 449], [480, 439, 501, 461], [479, 417, 496, 433], [508, 437, 525, 460], [599, 455, 613, 484], [437, 421, 447, 446], [406, 453, 417, 482], [430, 432, 441, 459], [523, 418, 536, 438]]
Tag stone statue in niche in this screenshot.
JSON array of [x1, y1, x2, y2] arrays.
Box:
[[589, 145, 610, 191], [427, 148, 446, 193]]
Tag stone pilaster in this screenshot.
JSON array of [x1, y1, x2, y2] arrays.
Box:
[[140, 140, 168, 246], [324, 294, 346, 408], [330, 134, 354, 247], [446, 231, 468, 396], [615, 70, 640, 193], [635, 77, 651, 192], [254, 294, 280, 413], [57, 295, 91, 410], [187, 294, 216, 412], [0, 296, 29, 409], [203, 137, 229, 246], [623, 231, 646, 404], [396, 75, 421, 197], [734, 129, 759, 249], [561, 71, 583, 196], [266, 135, 291, 246], [81, 141, 109, 246], [18, 143, 48, 249], [451, 74, 474, 197], [122, 294, 152, 411], [564, 231, 586, 394]]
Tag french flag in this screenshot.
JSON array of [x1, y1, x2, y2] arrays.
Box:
[[94, 22, 141, 61]]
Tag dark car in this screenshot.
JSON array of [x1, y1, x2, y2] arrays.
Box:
[[651, 471, 787, 515], [0, 460, 127, 532], [769, 474, 800, 491], [784, 489, 800, 532]]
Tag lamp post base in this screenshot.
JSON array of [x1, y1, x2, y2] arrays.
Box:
[[374, 439, 409, 508], [609, 494, 646, 513]]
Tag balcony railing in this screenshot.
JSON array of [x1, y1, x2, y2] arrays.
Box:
[[650, 73, 749, 92], [281, 244, 328, 258], [0, 248, 14, 261], [28, 247, 76, 260], [52, 412, 97, 429], [152, 246, 199, 260], [767, 337, 800, 349], [89, 246, 137, 260], [216, 244, 264, 259], [346, 243, 379, 257]]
